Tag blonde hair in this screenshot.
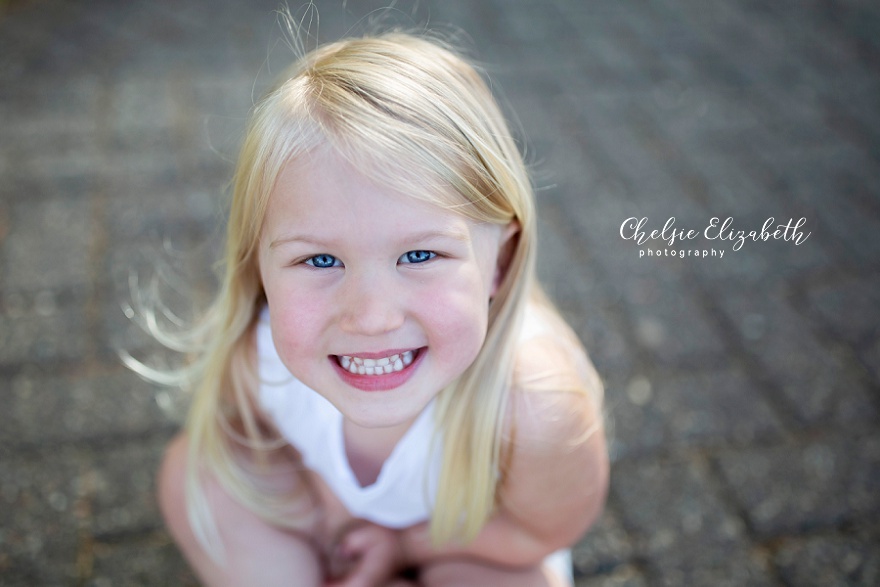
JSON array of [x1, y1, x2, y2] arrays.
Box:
[[131, 30, 590, 558]]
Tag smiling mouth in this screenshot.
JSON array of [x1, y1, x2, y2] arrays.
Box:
[[334, 349, 420, 376]]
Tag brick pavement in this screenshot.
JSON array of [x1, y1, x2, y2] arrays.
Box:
[[1, 1, 878, 585]]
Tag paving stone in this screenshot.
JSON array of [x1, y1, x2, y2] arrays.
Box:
[[612, 457, 747, 554], [652, 368, 784, 448], [783, 181, 878, 271], [0, 370, 171, 446], [571, 507, 634, 577], [86, 438, 173, 537], [188, 72, 260, 142], [101, 236, 219, 364], [536, 204, 634, 379], [625, 285, 727, 366], [861, 336, 880, 386], [539, 147, 721, 335], [559, 98, 687, 215], [806, 273, 880, 347], [549, 194, 729, 368], [0, 289, 91, 366], [98, 278, 192, 366], [715, 286, 878, 428], [773, 526, 880, 587], [88, 532, 199, 587], [690, 0, 880, 140], [612, 5, 846, 281], [98, 172, 223, 361], [550, 174, 646, 270], [611, 456, 775, 585], [0, 561, 46, 587], [103, 176, 222, 243], [715, 433, 880, 538], [1, 76, 103, 156], [0, 446, 91, 586], [110, 75, 177, 134], [2, 192, 94, 291], [0, 435, 174, 584], [584, 252, 725, 367], [575, 565, 647, 587], [605, 367, 784, 460], [646, 547, 775, 587]]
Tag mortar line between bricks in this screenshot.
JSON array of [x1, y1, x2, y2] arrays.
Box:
[[80, 73, 115, 379], [622, 102, 712, 210], [536, 100, 744, 366], [698, 452, 789, 586], [626, 1, 836, 225], [655, 2, 880, 259], [765, 1, 880, 81], [704, 438, 880, 587], [616, 1, 877, 415], [594, 484, 653, 580], [603, 15, 728, 215], [673, 0, 880, 162], [90, 525, 177, 547], [726, 140, 880, 275], [0, 355, 138, 382], [692, 285, 805, 436], [604, 429, 824, 475], [697, 277, 879, 435], [7, 424, 180, 459], [783, 308, 880, 402], [74, 448, 97, 587]]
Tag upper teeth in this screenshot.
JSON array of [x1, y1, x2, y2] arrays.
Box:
[[338, 351, 415, 375]]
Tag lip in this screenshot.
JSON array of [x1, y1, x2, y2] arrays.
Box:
[[330, 347, 426, 392]]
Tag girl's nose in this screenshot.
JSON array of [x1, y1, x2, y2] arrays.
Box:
[[338, 273, 405, 336]]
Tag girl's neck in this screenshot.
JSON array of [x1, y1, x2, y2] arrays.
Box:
[[341, 416, 418, 488]]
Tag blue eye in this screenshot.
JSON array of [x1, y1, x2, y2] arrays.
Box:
[[399, 250, 436, 264], [306, 254, 341, 268]]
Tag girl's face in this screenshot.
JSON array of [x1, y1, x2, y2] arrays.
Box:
[[259, 147, 513, 432]]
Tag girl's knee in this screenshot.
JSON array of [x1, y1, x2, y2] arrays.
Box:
[[156, 434, 325, 586], [420, 559, 571, 587]]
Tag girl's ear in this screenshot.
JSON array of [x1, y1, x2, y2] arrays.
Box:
[[491, 221, 521, 298]]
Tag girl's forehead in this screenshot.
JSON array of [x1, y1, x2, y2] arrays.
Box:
[[270, 148, 460, 220], [264, 148, 490, 240]]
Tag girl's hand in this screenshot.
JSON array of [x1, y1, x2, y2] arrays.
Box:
[[325, 521, 407, 587]]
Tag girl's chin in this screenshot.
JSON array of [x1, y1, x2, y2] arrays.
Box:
[[339, 399, 429, 432]]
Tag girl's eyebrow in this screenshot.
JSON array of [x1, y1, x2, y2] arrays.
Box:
[[401, 227, 472, 246], [269, 234, 329, 250], [269, 227, 472, 250]]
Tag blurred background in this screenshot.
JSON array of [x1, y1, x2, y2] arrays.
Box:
[[1, 0, 878, 585]]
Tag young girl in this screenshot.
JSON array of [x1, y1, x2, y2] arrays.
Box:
[[148, 30, 608, 587]]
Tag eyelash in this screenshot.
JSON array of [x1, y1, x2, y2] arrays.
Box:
[[400, 250, 436, 264], [302, 250, 437, 269], [305, 254, 341, 269]]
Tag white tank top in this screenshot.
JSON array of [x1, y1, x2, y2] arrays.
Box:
[[255, 309, 442, 528]]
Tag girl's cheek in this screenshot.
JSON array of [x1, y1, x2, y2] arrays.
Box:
[[269, 286, 326, 348], [420, 283, 489, 341]]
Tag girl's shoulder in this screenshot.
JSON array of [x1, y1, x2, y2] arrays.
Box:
[[496, 302, 608, 544], [504, 298, 605, 461], [512, 300, 603, 408]]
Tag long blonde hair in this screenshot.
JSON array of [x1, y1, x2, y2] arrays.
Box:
[[131, 30, 577, 557]]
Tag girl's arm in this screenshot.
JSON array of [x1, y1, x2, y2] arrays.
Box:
[[402, 386, 609, 569]]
